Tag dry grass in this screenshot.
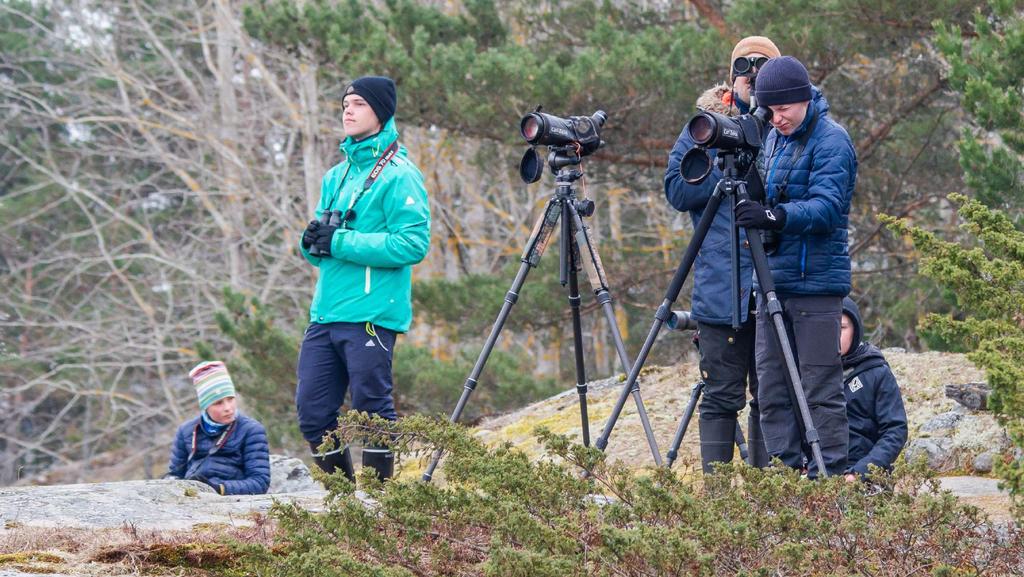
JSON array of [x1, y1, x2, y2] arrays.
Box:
[[0, 514, 280, 576]]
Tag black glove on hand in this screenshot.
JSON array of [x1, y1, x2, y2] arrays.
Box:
[[313, 224, 338, 257], [735, 200, 787, 231], [301, 220, 320, 250]]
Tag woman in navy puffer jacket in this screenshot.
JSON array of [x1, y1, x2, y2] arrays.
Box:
[[736, 56, 857, 478]]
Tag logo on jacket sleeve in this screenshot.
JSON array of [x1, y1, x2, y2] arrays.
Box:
[[404, 195, 416, 206]]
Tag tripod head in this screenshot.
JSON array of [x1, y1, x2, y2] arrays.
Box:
[[520, 143, 588, 184], [715, 148, 757, 182]]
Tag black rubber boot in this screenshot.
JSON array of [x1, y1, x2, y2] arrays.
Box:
[[361, 446, 395, 482], [747, 412, 771, 468], [699, 417, 737, 473], [309, 440, 355, 482]]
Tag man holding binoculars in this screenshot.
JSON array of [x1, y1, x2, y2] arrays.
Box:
[[296, 76, 431, 483], [664, 36, 781, 473]]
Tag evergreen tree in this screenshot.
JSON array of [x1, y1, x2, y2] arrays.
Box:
[[885, 195, 1024, 518], [882, 0, 1024, 519], [934, 0, 1024, 216]]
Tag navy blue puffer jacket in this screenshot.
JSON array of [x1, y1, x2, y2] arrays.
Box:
[[167, 414, 271, 495], [762, 88, 856, 296]]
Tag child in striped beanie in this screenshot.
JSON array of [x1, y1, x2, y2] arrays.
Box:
[[165, 361, 271, 495], [191, 361, 237, 425]]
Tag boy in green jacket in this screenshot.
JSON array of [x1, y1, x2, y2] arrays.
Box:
[[297, 76, 431, 482]]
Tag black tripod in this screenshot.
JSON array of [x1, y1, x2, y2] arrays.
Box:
[[597, 150, 829, 476], [422, 147, 662, 482], [665, 380, 749, 467], [662, 312, 750, 467]]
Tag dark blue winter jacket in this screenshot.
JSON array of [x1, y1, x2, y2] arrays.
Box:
[[842, 299, 908, 476], [168, 413, 271, 495], [761, 87, 856, 297], [664, 86, 755, 325]]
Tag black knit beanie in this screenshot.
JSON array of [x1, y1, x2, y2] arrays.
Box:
[[344, 76, 397, 124], [754, 56, 812, 106]]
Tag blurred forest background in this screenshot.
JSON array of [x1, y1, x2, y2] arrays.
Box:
[[1, 0, 1020, 485]]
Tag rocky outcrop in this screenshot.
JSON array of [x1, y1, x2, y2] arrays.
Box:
[[905, 404, 1010, 474], [0, 479, 326, 532], [473, 349, 1006, 475], [0, 454, 322, 532], [899, 379, 1010, 475]]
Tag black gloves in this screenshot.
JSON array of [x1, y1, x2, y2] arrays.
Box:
[[735, 200, 787, 231], [301, 220, 320, 250], [313, 224, 338, 256]]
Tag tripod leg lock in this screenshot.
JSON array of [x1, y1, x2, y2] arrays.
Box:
[[764, 296, 784, 316], [804, 428, 820, 445], [594, 291, 612, 306], [568, 295, 582, 308], [463, 377, 478, 392], [655, 303, 672, 322], [504, 290, 520, 305]]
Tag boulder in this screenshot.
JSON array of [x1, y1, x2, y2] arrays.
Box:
[[973, 452, 997, 474], [920, 411, 963, 433], [944, 382, 991, 411], [268, 454, 318, 493], [905, 437, 956, 470]]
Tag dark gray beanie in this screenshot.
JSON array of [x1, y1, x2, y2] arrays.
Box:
[[344, 76, 397, 124], [754, 56, 812, 106]]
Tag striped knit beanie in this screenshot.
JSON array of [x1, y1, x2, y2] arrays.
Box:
[[189, 361, 236, 412]]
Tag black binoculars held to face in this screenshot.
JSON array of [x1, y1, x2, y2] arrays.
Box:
[[733, 55, 769, 78]]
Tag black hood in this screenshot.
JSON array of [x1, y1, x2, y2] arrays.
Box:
[[842, 296, 863, 358], [843, 341, 885, 371]]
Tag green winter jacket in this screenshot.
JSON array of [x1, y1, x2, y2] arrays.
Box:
[[300, 118, 431, 332]]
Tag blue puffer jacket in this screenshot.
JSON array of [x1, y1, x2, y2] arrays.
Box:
[[842, 298, 908, 476], [761, 87, 856, 297], [167, 414, 271, 495], [664, 85, 755, 325]]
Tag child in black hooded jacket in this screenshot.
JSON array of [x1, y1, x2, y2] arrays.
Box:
[[840, 297, 909, 480]]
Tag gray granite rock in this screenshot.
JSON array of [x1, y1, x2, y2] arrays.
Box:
[[0, 479, 327, 531], [268, 454, 318, 493], [945, 382, 991, 411], [905, 437, 955, 469], [973, 451, 997, 474], [921, 411, 963, 433], [938, 476, 1007, 497]]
